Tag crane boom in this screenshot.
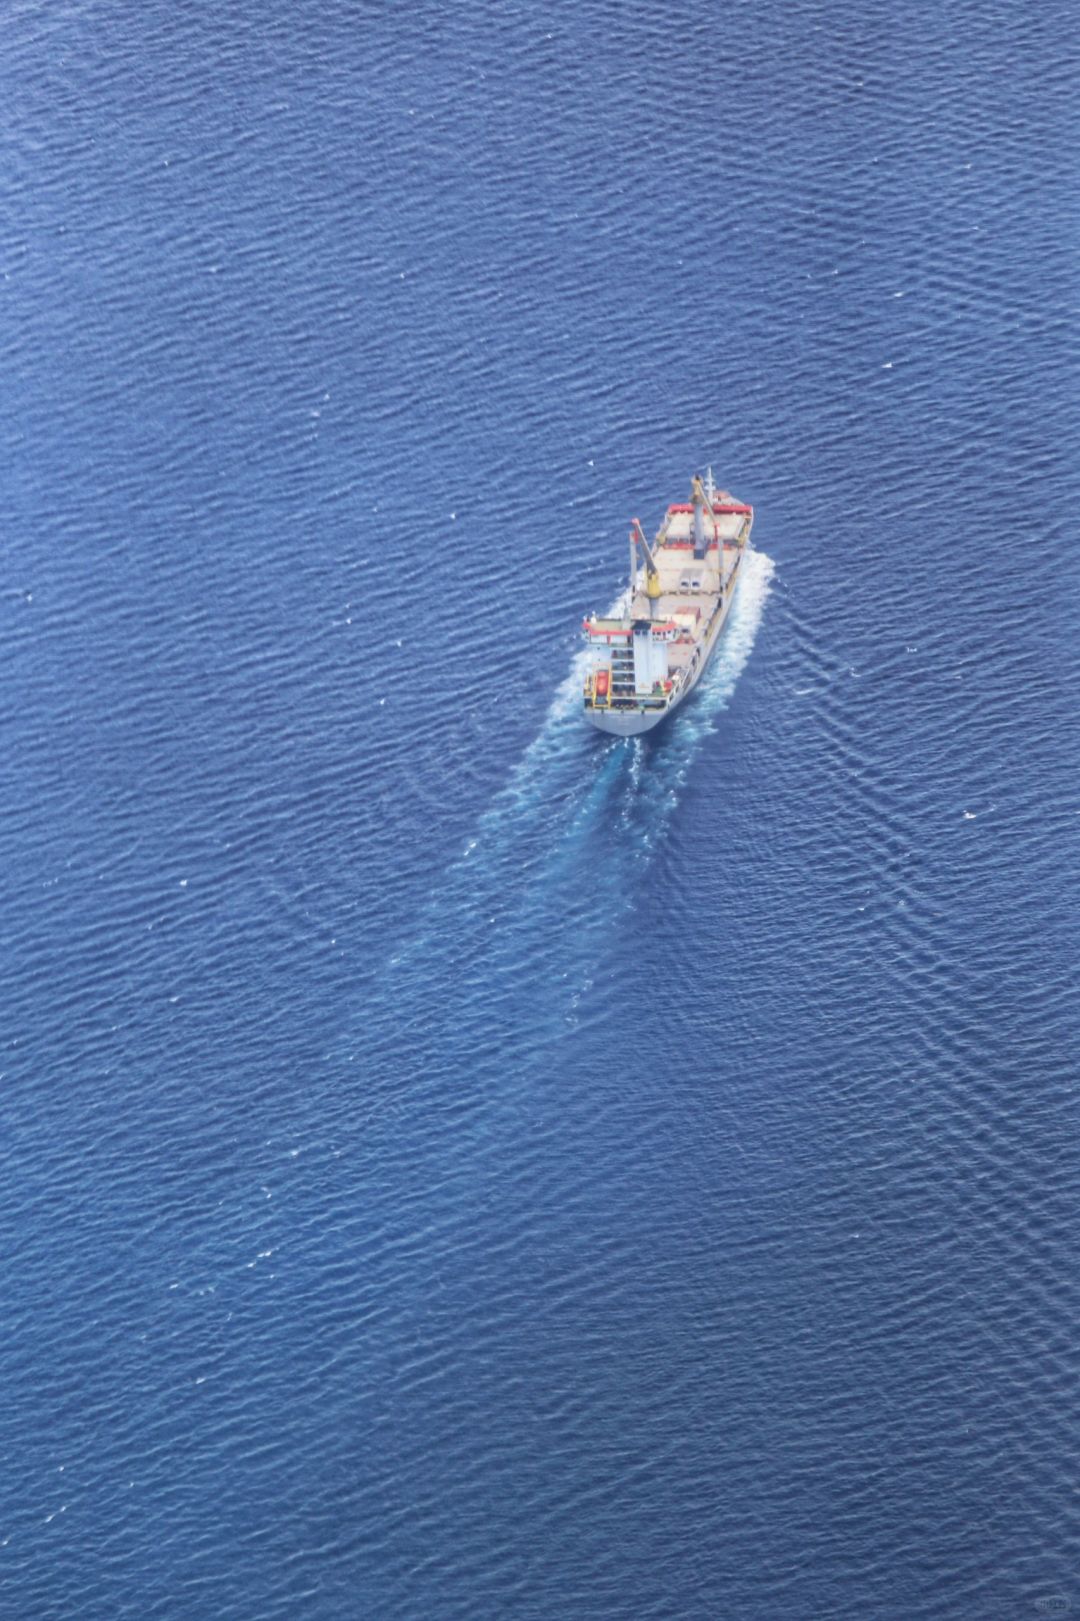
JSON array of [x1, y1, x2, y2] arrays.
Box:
[[631, 519, 660, 577], [630, 519, 663, 614], [690, 474, 719, 558]]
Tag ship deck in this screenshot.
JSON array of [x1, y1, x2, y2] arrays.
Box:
[[628, 542, 741, 658]]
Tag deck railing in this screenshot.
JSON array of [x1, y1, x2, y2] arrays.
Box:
[[583, 671, 671, 710]]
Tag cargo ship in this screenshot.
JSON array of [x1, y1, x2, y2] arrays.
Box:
[[582, 470, 754, 735]]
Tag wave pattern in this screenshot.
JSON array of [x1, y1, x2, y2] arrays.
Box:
[[1, 0, 1078, 1616]]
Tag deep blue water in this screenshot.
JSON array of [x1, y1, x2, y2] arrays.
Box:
[[3, 0, 1079, 1616]]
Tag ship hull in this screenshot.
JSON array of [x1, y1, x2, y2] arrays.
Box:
[[584, 556, 742, 736], [585, 705, 670, 736]]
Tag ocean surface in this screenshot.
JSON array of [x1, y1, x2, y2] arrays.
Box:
[[2, 1, 1078, 1616]]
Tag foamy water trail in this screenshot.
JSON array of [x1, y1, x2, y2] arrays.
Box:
[[383, 551, 775, 979], [475, 551, 771, 841], [336, 550, 774, 1080]]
